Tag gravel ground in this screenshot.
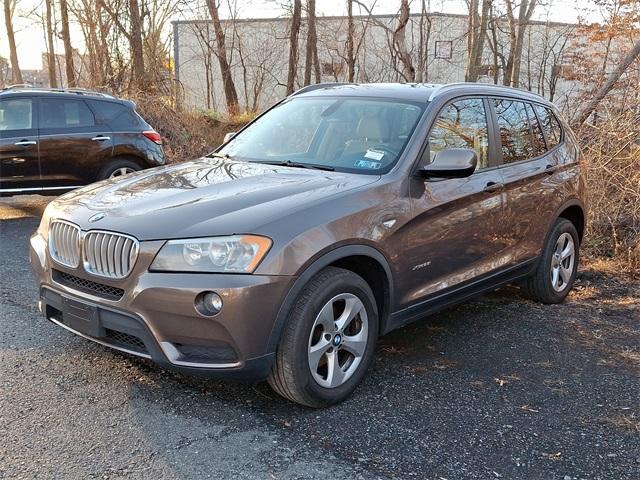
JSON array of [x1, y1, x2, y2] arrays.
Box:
[[1, 195, 638, 480]]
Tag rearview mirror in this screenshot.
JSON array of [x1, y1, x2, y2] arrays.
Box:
[[419, 148, 477, 179], [223, 132, 237, 143]]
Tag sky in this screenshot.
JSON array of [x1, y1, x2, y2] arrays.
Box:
[[1, 0, 604, 71]]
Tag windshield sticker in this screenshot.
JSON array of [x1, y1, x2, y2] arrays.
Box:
[[354, 159, 382, 169], [364, 149, 385, 161]]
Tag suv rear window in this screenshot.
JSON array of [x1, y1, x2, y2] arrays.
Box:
[[39, 98, 95, 129], [493, 99, 537, 164]]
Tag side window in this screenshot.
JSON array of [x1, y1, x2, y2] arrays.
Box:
[[0, 98, 34, 131], [39, 98, 95, 129], [428, 98, 489, 169], [87, 100, 142, 129], [525, 103, 547, 156], [533, 104, 562, 148], [492, 99, 536, 163]]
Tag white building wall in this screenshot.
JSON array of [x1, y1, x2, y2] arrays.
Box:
[[174, 13, 577, 113]]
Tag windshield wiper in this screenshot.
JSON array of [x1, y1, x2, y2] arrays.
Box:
[[207, 152, 232, 159], [256, 160, 335, 172]]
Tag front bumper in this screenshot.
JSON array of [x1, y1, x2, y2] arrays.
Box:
[[30, 233, 295, 381]]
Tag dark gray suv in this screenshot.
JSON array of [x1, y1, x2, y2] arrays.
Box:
[[30, 83, 586, 407]]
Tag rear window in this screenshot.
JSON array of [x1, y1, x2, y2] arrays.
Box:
[[87, 100, 146, 129], [533, 104, 562, 148], [493, 99, 537, 164], [39, 98, 95, 129]]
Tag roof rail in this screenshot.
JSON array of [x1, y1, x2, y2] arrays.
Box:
[[0, 85, 114, 98], [291, 82, 354, 96], [1, 83, 34, 91], [427, 82, 545, 101]]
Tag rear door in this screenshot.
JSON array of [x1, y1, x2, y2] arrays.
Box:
[[398, 97, 509, 309], [37, 96, 114, 188], [489, 98, 560, 266], [0, 96, 40, 191]]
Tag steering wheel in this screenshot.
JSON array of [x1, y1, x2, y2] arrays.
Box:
[[370, 144, 400, 160]]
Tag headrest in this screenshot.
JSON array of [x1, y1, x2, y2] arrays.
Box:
[[356, 116, 387, 141]]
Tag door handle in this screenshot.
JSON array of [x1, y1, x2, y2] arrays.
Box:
[[91, 135, 111, 141], [14, 140, 37, 146], [544, 164, 558, 175], [483, 181, 504, 193]]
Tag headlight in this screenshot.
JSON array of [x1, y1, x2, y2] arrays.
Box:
[[150, 235, 272, 273], [36, 204, 53, 238]]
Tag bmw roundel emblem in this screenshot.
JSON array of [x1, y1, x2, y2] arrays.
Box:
[[88, 212, 106, 223]]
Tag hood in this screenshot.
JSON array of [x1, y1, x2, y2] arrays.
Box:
[[50, 157, 379, 240]]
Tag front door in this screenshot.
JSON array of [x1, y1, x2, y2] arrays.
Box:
[[37, 97, 113, 188], [0, 97, 40, 192], [397, 97, 509, 310]]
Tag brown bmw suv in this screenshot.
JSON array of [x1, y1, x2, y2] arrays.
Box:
[[30, 83, 586, 407]]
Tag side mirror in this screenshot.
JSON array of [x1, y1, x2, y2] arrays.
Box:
[[419, 148, 477, 179], [223, 132, 237, 143]]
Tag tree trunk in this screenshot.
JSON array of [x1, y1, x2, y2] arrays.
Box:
[[4, 0, 23, 84], [346, 0, 355, 82], [128, 0, 146, 91], [304, 0, 319, 86], [286, 0, 302, 95], [206, 0, 239, 114], [59, 0, 76, 87], [575, 39, 640, 125], [466, 0, 491, 82], [45, 0, 58, 87], [503, 0, 537, 86], [393, 0, 415, 82]]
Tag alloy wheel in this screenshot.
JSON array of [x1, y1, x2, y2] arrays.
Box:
[[109, 167, 136, 178], [307, 293, 368, 388], [550, 232, 575, 292]]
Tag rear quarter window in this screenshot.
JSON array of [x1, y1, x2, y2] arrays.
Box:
[[87, 100, 146, 130], [533, 104, 563, 149]]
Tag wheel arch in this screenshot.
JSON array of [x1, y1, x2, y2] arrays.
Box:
[[266, 245, 395, 353], [555, 199, 586, 243]]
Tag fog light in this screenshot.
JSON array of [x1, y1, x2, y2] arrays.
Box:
[[196, 291, 223, 316]]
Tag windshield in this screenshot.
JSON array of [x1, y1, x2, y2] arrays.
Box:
[[218, 97, 425, 174]]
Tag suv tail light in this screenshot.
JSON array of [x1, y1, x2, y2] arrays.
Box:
[[143, 130, 162, 145]]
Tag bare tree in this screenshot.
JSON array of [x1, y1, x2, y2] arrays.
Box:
[[575, 39, 640, 125], [128, 0, 146, 90], [465, 0, 491, 82], [393, 0, 415, 82], [286, 0, 302, 94], [206, 0, 239, 114], [44, 0, 58, 87], [4, 0, 23, 84], [59, 0, 76, 87], [503, 0, 538, 87], [346, 0, 355, 82], [303, 0, 320, 85], [416, 0, 432, 82]]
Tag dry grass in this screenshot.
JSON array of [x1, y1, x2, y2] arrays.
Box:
[[134, 95, 250, 164], [575, 102, 640, 276]]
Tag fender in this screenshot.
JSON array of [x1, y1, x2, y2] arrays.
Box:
[[548, 197, 586, 240], [265, 244, 394, 353]]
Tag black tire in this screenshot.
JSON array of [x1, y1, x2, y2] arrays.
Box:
[[97, 158, 142, 181], [524, 218, 580, 304], [268, 267, 379, 408]]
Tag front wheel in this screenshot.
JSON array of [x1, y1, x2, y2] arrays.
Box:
[[98, 159, 141, 181], [524, 218, 580, 304], [268, 267, 378, 408]]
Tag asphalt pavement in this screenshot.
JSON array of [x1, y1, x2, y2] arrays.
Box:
[[1, 195, 638, 479]]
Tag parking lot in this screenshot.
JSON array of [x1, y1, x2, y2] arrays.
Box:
[[1, 195, 638, 479]]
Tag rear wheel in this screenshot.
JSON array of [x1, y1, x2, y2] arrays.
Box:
[[268, 267, 378, 408], [98, 159, 141, 181], [524, 218, 579, 304]]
